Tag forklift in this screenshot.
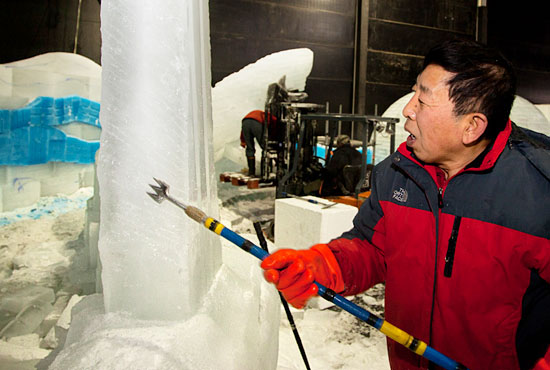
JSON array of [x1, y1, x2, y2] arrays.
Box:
[[229, 77, 400, 209]]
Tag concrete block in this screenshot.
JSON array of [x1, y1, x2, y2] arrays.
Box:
[[274, 197, 358, 250], [0, 179, 41, 212]]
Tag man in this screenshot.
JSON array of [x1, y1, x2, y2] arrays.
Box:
[[321, 135, 363, 196], [240, 110, 277, 176], [261, 39, 550, 370]]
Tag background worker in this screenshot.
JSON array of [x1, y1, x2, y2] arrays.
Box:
[[261, 38, 550, 370], [321, 134, 362, 196], [240, 110, 277, 177]]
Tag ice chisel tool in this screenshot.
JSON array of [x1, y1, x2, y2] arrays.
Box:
[[147, 178, 469, 370]]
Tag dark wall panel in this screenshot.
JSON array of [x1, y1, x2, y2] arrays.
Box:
[[305, 78, 353, 113], [515, 69, 550, 105], [210, 1, 355, 46], [3, 0, 549, 112], [210, 37, 354, 81], [360, 0, 478, 115], [369, 0, 476, 33], [0, 0, 101, 64], [368, 19, 470, 56], [366, 51, 423, 85], [261, 0, 356, 14], [365, 83, 411, 116], [210, 0, 357, 113], [487, 0, 550, 104]]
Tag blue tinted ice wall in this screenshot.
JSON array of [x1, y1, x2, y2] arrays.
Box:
[[0, 96, 101, 165]]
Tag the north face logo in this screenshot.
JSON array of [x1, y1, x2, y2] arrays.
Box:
[[392, 188, 408, 202]]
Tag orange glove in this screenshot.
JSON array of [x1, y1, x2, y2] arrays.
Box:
[[261, 244, 345, 308]]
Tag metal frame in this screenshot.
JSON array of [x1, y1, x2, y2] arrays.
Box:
[[294, 113, 399, 197]]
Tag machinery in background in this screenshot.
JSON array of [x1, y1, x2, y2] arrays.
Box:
[[221, 78, 400, 208], [277, 112, 399, 207]]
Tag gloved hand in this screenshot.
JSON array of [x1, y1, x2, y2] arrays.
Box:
[[261, 244, 344, 308]]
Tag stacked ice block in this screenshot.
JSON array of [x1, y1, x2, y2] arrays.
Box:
[[0, 96, 100, 212]]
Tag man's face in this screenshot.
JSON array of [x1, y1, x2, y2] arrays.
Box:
[[402, 64, 468, 166]]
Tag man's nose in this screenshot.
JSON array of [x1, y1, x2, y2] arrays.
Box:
[[402, 96, 417, 120]]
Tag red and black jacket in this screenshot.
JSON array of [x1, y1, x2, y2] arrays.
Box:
[[327, 120, 550, 370], [239, 110, 278, 147]]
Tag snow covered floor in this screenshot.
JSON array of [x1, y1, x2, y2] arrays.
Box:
[[0, 184, 390, 370], [276, 286, 389, 370]]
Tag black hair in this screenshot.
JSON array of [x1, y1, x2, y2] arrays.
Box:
[[423, 38, 516, 140]]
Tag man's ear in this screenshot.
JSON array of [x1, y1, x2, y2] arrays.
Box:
[[463, 113, 488, 145]]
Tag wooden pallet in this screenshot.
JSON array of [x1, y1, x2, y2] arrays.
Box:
[[219, 172, 260, 189]]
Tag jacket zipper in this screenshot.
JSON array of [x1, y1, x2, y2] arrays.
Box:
[[393, 156, 440, 357], [427, 187, 444, 356], [444, 216, 462, 278], [393, 156, 442, 360]]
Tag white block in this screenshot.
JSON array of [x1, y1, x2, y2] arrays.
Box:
[[0, 179, 41, 212], [12, 69, 58, 98], [274, 197, 358, 250], [52, 74, 89, 98], [5, 163, 52, 184], [40, 172, 80, 197]]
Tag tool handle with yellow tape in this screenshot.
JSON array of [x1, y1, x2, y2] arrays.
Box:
[[193, 205, 468, 370], [147, 178, 468, 370]]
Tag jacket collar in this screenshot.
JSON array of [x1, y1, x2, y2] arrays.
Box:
[[509, 122, 550, 180], [396, 119, 512, 175]]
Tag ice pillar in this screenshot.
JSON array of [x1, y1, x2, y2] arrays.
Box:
[[98, 0, 221, 320]]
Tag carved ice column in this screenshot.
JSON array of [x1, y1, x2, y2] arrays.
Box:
[[98, 0, 220, 320]]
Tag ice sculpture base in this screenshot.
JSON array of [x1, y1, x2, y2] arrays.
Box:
[[48, 237, 280, 370]]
